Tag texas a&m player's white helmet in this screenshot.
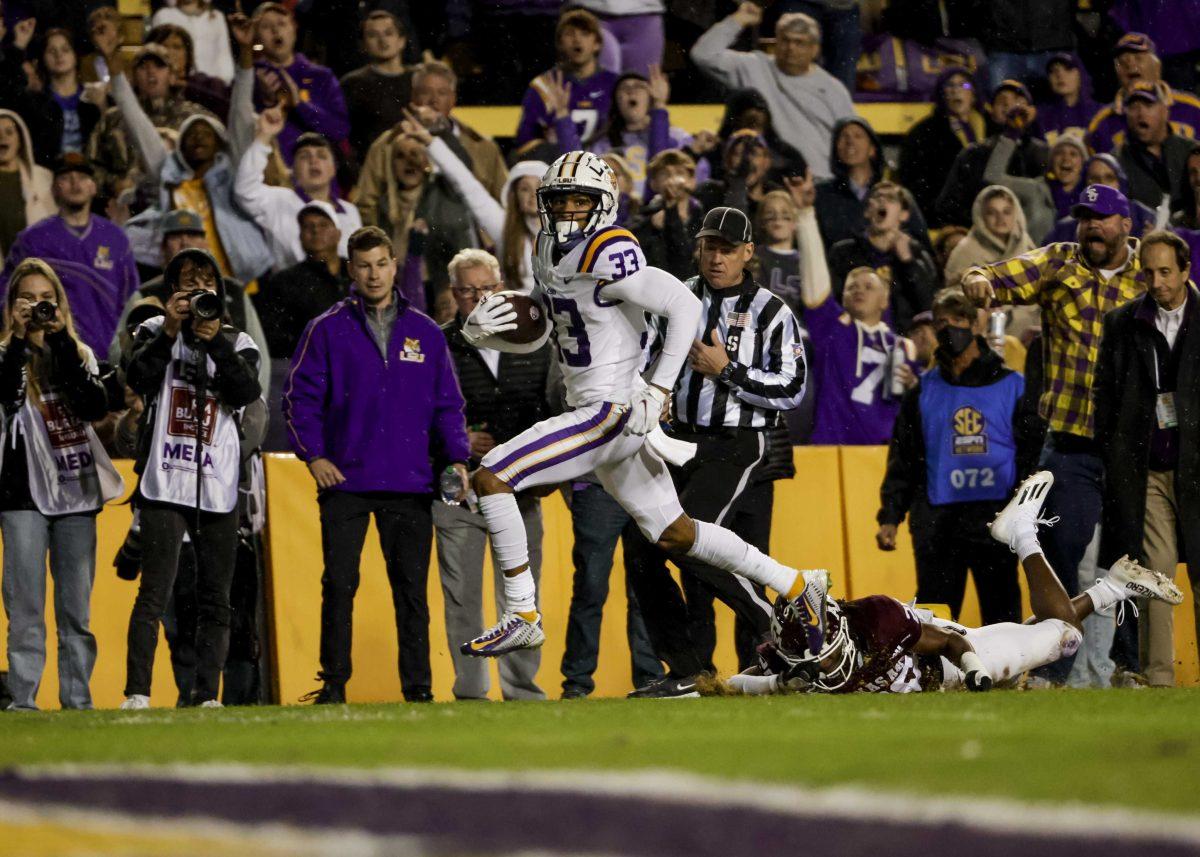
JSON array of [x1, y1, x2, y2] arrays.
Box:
[[537, 151, 619, 247]]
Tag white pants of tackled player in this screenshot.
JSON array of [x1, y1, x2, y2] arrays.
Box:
[[929, 615, 1084, 689]]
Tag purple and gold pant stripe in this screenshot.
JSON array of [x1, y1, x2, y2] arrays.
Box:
[[489, 404, 628, 488]]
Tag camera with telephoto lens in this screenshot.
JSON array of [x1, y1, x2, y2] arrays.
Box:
[[31, 300, 57, 324], [188, 290, 223, 321]]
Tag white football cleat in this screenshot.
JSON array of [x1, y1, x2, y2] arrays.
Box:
[[800, 569, 832, 595], [198, 699, 224, 709], [1105, 555, 1184, 605], [989, 470, 1057, 551], [460, 612, 545, 657], [119, 695, 150, 711]]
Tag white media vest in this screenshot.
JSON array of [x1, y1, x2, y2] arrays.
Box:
[[136, 317, 257, 515], [1, 343, 124, 516]]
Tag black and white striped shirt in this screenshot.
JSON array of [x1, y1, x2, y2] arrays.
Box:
[[651, 273, 807, 429]]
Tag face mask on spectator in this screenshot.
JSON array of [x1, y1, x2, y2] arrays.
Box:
[[936, 324, 974, 357]]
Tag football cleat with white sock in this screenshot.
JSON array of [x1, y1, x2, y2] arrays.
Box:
[[989, 470, 1057, 551], [1104, 555, 1184, 606], [461, 612, 546, 657]]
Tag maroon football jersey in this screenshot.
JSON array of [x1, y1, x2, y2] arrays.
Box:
[[833, 596, 925, 693]]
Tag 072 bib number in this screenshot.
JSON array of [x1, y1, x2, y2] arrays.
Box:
[[949, 468, 995, 489]]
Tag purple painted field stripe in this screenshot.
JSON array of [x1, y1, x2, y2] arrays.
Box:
[[0, 770, 1195, 857]]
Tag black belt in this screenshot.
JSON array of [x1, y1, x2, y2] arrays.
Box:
[[671, 423, 768, 436]]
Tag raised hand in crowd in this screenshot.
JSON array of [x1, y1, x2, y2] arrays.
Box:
[[229, 9, 256, 67], [783, 170, 816, 210], [407, 103, 449, 136], [650, 170, 693, 230], [891, 230, 914, 263], [89, 12, 121, 63], [544, 68, 572, 122], [12, 17, 36, 52], [400, 108, 434, 146], [255, 104, 286, 143], [732, 1, 764, 28], [648, 63, 669, 110]]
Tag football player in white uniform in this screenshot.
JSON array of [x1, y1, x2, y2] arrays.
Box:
[[458, 151, 823, 657], [728, 471, 1184, 695]]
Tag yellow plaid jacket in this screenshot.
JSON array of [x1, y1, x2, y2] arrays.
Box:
[[969, 241, 1146, 438]]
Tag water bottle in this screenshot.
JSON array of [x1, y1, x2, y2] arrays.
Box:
[[439, 466, 463, 505]]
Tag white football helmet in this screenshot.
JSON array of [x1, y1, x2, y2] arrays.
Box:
[[537, 151, 619, 247]]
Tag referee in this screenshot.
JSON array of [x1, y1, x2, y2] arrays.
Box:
[[626, 206, 807, 698]]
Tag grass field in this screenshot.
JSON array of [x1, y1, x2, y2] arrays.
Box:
[[4, 689, 1199, 816]]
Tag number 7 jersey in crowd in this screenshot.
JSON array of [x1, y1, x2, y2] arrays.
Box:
[[531, 225, 650, 409]]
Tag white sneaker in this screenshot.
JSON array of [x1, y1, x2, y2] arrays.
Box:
[[198, 699, 224, 709], [460, 612, 545, 657], [119, 695, 150, 711], [1105, 555, 1184, 605], [989, 470, 1057, 551]]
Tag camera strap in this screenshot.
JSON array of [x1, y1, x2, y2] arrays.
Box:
[[192, 342, 208, 533]]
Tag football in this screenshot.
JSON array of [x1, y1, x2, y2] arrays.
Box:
[[492, 291, 548, 345]]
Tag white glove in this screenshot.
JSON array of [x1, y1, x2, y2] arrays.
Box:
[[461, 294, 517, 345], [624, 384, 668, 436]]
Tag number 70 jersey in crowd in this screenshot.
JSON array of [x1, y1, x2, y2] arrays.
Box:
[[531, 226, 651, 409]]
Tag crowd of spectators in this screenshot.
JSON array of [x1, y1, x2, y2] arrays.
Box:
[[2, 0, 1200, 709]]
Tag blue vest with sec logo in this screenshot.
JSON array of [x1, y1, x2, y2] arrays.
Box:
[[919, 366, 1024, 506]]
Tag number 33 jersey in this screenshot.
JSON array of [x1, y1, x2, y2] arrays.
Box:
[[532, 226, 651, 408]]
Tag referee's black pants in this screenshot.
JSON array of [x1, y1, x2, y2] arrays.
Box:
[[317, 490, 433, 700], [624, 427, 774, 679], [684, 480, 775, 673]]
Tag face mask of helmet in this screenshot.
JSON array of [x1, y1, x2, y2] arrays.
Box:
[[772, 592, 860, 692], [537, 189, 604, 246]]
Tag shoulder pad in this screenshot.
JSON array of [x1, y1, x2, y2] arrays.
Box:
[[577, 227, 644, 281]]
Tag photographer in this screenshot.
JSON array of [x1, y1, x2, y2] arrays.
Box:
[[120, 248, 261, 710], [1, 259, 123, 711]]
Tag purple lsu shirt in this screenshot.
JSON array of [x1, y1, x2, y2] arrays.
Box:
[[806, 295, 905, 446]]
